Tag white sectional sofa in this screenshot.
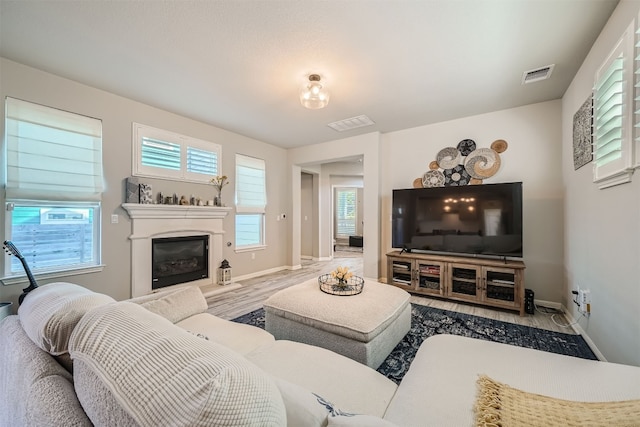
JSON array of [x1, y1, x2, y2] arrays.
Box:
[[1, 282, 639, 426]]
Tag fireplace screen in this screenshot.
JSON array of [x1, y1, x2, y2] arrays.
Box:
[[152, 235, 209, 289]]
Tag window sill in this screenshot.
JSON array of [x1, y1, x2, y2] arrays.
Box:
[[1, 264, 105, 286], [594, 169, 634, 189], [235, 245, 267, 253]]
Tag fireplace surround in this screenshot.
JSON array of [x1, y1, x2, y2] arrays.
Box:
[[122, 203, 231, 297]]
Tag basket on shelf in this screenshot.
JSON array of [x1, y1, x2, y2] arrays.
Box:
[[318, 274, 365, 296]]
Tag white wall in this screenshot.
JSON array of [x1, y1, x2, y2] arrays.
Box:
[[379, 101, 564, 303], [0, 58, 289, 305], [561, 0, 640, 366]]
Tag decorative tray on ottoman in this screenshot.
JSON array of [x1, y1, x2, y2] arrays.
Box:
[[318, 274, 365, 296]]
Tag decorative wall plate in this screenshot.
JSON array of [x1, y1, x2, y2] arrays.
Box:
[[457, 139, 476, 156], [443, 165, 471, 186], [470, 178, 483, 185], [490, 139, 508, 153], [464, 148, 501, 179], [422, 170, 445, 188], [413, 177, 423, 188], [436, 147, 461, 169], [429, 160, 440, 170]]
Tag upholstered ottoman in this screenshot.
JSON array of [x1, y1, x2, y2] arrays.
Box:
[[263, 277, 411, 369]]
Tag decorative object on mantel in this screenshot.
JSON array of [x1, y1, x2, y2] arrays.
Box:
[[139, 183, 153, 204], [126, 177, 140, 203], [573, 94, 593, 170], [210, 175, 229, 207], [218, 259, 232, 286], [413, 138, 508, 187], [318, 266, 364, 296]]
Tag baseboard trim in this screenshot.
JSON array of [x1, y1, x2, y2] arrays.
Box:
[[561, 303, 606, 362], [534, 299, 561, 310], [233, 266, 288, 282]]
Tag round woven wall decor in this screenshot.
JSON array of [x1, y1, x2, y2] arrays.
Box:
[[429, 160, 440, 170], [444, 165, 471, 186], [457, 139, 477, 156], [436, 147, 461, 169], [413, 177, 423, 188], [464, 148, 501, 179], [490, 139, 508, 153], [422, 170, 445, 187]]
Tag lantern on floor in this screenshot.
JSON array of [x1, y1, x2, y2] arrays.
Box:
[[218, 259, 232, 285]]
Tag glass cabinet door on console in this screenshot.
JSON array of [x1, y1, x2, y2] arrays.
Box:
[[388, 258, 414, 291], [447, 263, 480, 301], [482, 266, 519, 310], [415, 260, 445, 296]]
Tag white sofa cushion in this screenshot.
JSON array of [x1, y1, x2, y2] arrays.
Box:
[[384, 334, 640, 427], [246, 339, 398, 418], [263, 278, 409, 342], [138, 285, 208, 323], [176, 312, 275, 355], [17, 282, 115, 355], [69, 301, 286, 427]]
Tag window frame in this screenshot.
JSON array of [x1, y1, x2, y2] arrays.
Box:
[[2, 98, 105, 283], [234, 154, 267, 252], [3, 201, 103, 280], [335, 187, 358, 238], [592, 21, 635, 189], [132, 123, 221, 183]]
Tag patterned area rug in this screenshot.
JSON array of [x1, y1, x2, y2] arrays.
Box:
[[232, 304, 597, 384]]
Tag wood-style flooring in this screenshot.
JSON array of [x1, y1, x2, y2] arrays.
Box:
[[206, 251, 576, 335]]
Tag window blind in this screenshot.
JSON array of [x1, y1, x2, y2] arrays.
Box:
[[592, 22, 635, 188], [187, 146, 218, 176], [5, 97, 104, 201], [235, 154, 266, 213], [336, 188, 357, 237], [593, 56, 624, 168]]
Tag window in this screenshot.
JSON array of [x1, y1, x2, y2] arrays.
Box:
[[235, 154, 266, 250], [132, 123, 220, 183], [593, 22, 635, 189], [335, 188, 357, 238], [4, 97, 104, 277]]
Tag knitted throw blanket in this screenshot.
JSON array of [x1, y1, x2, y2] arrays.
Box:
[[475, 375, 640, 427]]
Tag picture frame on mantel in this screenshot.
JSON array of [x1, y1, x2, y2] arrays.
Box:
[[573, 94, 593, 170]]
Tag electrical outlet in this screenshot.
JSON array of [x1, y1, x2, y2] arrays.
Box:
[[110, 214, 119, 224], [251, 252, 255, 260], [578, 289, 591, 314]]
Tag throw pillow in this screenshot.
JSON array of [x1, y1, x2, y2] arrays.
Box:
[[138, 285, 208, 323], [18, 282, 115, 355], [69, 301, 286, 426]]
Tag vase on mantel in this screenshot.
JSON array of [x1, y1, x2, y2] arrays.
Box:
[[214, 188, 222, 206]]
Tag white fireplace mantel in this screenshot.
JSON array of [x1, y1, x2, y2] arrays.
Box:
[[122, 203, 232, 297]]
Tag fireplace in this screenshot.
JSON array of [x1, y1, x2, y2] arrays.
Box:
[[122, 203, 231, 297], [152, 235, 209, 290]]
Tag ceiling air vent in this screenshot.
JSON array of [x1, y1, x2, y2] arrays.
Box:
[[521, 64, 555, 84], [328, 115, 375, 132]]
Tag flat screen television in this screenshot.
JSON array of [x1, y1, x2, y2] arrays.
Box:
[[392, 182, 523, 259]]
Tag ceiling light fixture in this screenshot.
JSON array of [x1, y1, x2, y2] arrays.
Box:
[[300, 74, 330, 109]]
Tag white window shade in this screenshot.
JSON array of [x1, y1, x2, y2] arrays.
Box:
[[235, 154, 266, 213], [5, 97, 104, 201]]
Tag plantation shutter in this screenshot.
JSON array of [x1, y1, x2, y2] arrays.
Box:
[[593, 56, 624, 169], [5, 97, 104, 201], [141, 137, 181, 170], [235, 154, 266, 213], [592, 22, 634, 188], [187, 146, 218, 176], [336, 188, 357, 237]]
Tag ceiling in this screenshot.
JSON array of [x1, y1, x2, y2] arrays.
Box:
[[0, 0, 618, 149]]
